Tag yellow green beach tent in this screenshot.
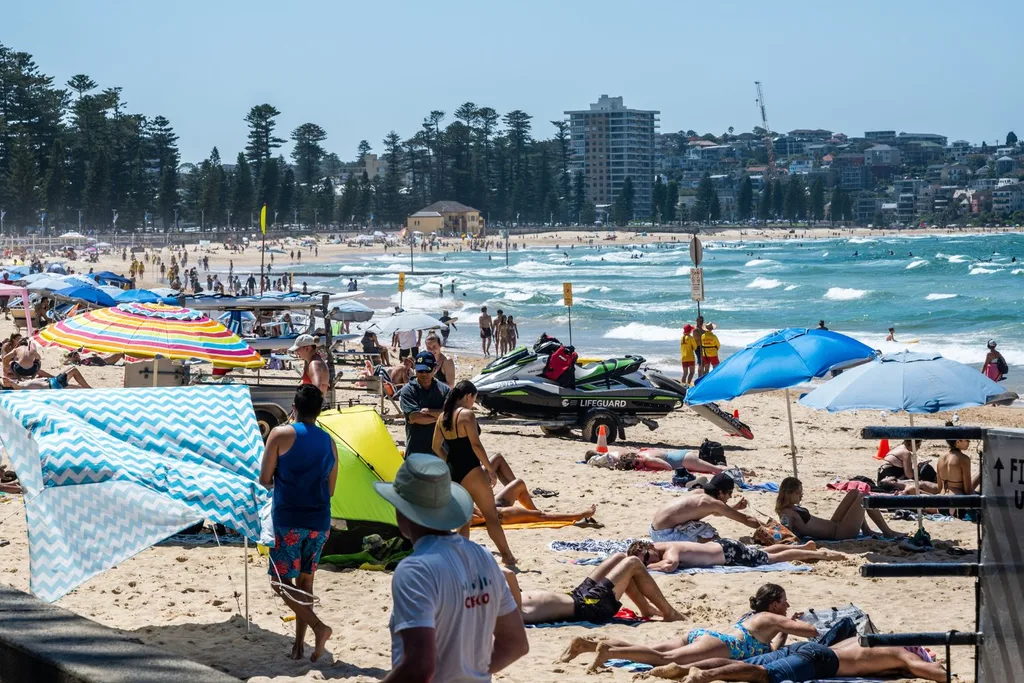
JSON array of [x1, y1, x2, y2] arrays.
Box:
[[317, 406, 403, 526]]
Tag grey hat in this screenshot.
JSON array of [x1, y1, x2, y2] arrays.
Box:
[[374, 453, 473, 531]]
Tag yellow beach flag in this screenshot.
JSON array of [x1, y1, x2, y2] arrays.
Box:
[[260, 204, 267, 234]]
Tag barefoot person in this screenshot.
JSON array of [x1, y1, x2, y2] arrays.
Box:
[[776, 477, 900, 540], [259, 385, 339, 662], [638, 636, 946, 682], [470, 478, 598, 526], [479, 306, 494, 357], [650, 473, 761, 542], [507, 553, 684, 626], [680, 324, 698, 386], [585, 447, 746, 476], [567, 584, 818, 672], [377, 453, 529, 682], [626, 539, 844, 572], [433, 379, 518, 567]]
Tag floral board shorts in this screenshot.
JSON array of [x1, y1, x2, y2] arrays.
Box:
[[268, 527, 330, 580]]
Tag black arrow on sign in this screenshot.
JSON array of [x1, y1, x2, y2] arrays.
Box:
[[994, 458, 1004, 487]]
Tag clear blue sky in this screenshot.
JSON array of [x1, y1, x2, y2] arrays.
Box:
[[6, 0, 1020, 162]]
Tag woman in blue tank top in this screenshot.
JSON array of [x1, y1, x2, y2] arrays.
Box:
[[260, 384, 339, 663]]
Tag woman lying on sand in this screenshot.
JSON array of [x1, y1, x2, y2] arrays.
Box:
[[585, 447, 752, 477], [1, 367, 91, 390], [775, 477, 899, 540], [626, 539, 844, 572], [563, 583, 819, 673], [470, 477, 598, 526]]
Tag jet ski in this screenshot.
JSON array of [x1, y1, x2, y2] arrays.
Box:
[[472, 334, 686, 443], [472, 334, 753, 442]]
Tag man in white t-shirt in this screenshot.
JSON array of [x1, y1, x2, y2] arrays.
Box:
[[393, 327, 421, 360], [376, 453, 529, 682]]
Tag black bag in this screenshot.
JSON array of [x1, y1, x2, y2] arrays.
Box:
[[996, 355, 1009, 376], [698, 439, 727, 466]]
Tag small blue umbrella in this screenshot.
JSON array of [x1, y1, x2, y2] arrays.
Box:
[[113, 289, 178, 305], [47, 264, 68, 275], [686, 328, 876, 475], [800, 351, 1018, 530], [53, 285, 117, 308]]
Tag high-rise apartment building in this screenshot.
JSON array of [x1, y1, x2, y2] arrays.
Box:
[[566, 95, 659, 219]]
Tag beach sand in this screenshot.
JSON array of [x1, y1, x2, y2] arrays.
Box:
[[0, 231, 1019, 681]]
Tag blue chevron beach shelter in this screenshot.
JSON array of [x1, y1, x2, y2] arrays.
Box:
[[0, 384, 269, 602]]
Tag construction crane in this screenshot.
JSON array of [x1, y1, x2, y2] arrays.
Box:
[[754, 81, 776, 180]]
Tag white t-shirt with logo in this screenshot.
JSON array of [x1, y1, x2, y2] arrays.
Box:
[[397, 329, 418, 350], [389, 533, 517, 682]]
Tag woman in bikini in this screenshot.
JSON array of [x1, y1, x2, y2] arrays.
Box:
[[564, 583, 819, 672], [423, 332, 455, 386], [469, 478, 598, 526], [432, 380, 517, 566], [937, 421, 980, 518], [877, 440, 938, 493], [3, 338, 50, 380], [776, 477, 900, 540]]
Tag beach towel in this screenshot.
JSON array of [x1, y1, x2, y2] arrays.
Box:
[[550, 539, 635, 554], [474, 519, 577, 530], [525, 608, 648, 629], [807, 533, 900, 545], [649, 520, 718, 543], [157, 532, 246, 547], [828, 479, 873, 494], [568, 557, 812, 576], [602, 659, 887, 682], [650, 478, 779, 495]]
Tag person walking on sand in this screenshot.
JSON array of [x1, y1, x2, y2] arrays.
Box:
[[377, 453, 529, 683], [479, 306, 494, 356], [259, 385, 338, 662], [680, 324, 697, 386]]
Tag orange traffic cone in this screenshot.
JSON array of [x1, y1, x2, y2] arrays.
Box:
[[874, 438, 890, 460], [596, 424, 609, 453]]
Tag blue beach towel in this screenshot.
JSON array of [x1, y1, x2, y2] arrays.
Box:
[[604, 659, 885, 682]]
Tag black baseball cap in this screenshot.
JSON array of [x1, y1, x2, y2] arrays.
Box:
[[414, 351, 437, 373]]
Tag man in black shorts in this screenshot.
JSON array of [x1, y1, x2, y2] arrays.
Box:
[[640, 641, 839, 682], [479, 306, 493, 356], [504, 553, 684, 626]]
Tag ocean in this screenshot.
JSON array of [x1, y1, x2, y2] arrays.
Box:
[[290, 231, 1024, 393]]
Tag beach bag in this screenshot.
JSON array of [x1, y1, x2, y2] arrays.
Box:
[[753, 521, 799, 546], [996, 356, 1009, 376], [698, 439, 727, 466], [801, 605, 877, 640]]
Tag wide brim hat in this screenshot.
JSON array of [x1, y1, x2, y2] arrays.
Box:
[[374, 453, 473, 531]]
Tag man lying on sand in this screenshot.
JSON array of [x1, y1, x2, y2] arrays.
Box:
[[635, 636, 947, 682], [650, 473, 760, 542], [626, 539, 844, 572], [503, 553, 685, 626], [471, 477, 599, 527]]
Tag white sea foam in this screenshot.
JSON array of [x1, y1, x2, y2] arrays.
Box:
[[925, 293, 957, 301], [745, 259, 779, 267], [823, 287, 869, 301], [784, 285, 798, 291], [746, 277, 783, 290], [969, 267, 1002, 275], [848, 237, 877, 244], [906, 260, 928, 269], [1013, 269, 1024, 275], [603, 322, 681, 342], [822, 252, 829, 258], [948, 255, 970, 264]]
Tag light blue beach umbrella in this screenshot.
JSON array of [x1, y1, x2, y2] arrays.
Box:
[[53, 285, 117, 308], [800, 351, 1018, 530], [686, 328, 876, 475]]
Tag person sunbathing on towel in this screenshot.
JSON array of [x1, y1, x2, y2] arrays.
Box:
[[650, 473, 761, 542], [1, 367, 91, 390], [626, 539, 845, 572], [471, 477, 598, 526], [775, 477, 900, 541], [635, 636, 947, 682], [563, 583, 818, 673], [63, 347, 125, 366], [504, 553, 685, 626], [585, 447, 752, 477]]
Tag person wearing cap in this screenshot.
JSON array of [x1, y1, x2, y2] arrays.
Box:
[[259, 385, 339, 662], [397, 351, 451, 456], [680, 324, 698, 386], [649, 473, 761, 542], [982, 340, 1007, 382], [289, 334, 329, 396], [376, 454, 528, 682]]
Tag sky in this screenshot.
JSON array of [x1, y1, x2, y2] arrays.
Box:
[[5, 0, 1021, 163]]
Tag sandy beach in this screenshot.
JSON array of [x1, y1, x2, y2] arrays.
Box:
[[1, 229, 1021, 682]]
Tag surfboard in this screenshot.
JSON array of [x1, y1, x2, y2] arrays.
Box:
[[690, 402, 754, 440]]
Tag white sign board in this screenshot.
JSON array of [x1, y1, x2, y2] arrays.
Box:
[[690, 267, 705, 302]]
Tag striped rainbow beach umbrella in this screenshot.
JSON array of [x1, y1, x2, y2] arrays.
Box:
[[36, 302, 265, 368]]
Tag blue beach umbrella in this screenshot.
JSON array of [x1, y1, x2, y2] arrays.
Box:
[[113, 289, 179, 305], [53, 285, 117, 308], [686, 328, 876, 475], [800, 351, 1018, 530]]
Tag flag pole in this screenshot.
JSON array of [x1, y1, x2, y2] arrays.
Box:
[[259, 204, 267, 294]]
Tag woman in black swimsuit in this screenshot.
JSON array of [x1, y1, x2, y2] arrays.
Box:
[[432, 380, 517, 566]]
